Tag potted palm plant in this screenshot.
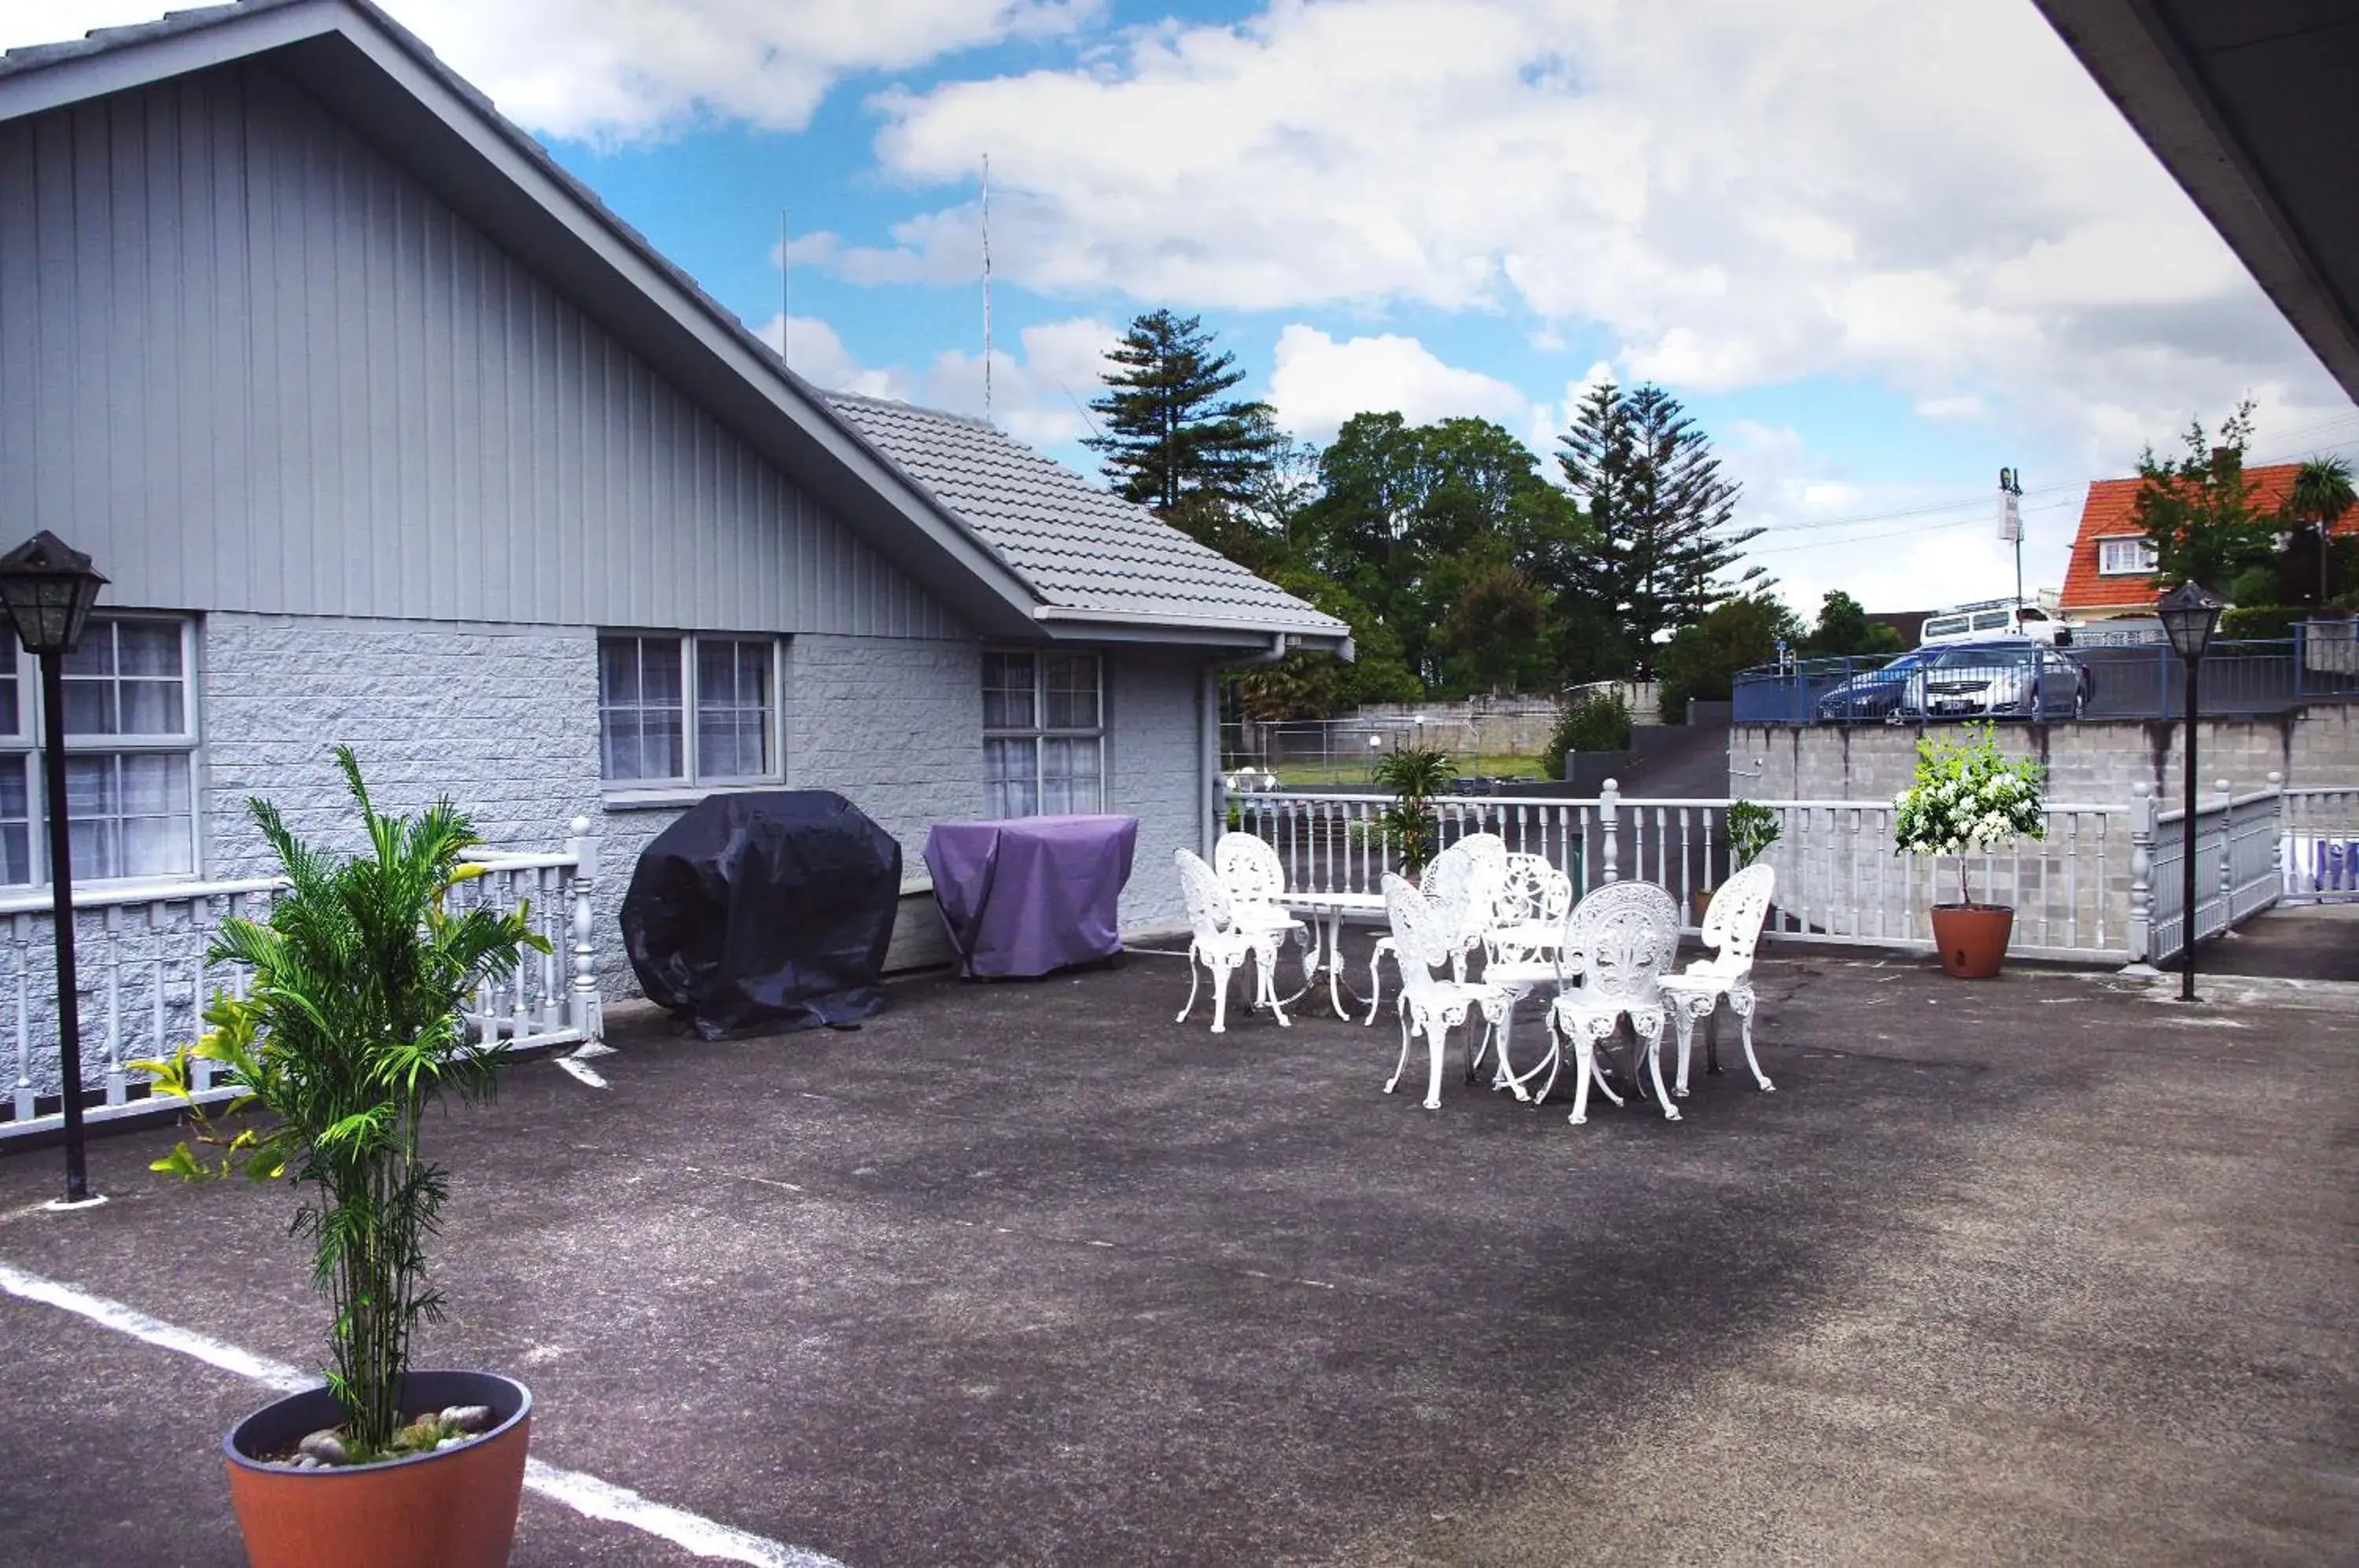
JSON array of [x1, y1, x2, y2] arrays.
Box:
[[1695, 800, 1780, 925], [134, 749, 548, 1568], [1371, 745, 1457, 879], [1892, 723, 2046, 978]]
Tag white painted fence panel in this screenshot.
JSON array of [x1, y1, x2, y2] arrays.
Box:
[[0, 820, 603, 1147]]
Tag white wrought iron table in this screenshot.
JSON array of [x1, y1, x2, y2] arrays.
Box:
[[1278, 891, 1388, 1020]]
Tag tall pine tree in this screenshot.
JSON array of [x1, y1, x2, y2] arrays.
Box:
[[1554, 381, 1761, 678], [1086, 310, 1277, 521]]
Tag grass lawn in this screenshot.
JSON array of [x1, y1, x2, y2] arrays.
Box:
[[1267, 753, 1551, 786]]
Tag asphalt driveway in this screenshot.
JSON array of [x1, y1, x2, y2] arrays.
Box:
[[2, 942, 2353, 1566]]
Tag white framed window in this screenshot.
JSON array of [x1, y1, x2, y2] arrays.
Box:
[[2097, 536, 2158, 576], [0, 615, 202, 887], [984, 650, 1103, 819], [598, 633, 781, 790]]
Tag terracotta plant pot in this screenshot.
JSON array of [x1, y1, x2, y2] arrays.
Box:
[[1930, 904, 2013, 979], [1691, 889, 1713, 926], [223, 1371, 531, 1568]]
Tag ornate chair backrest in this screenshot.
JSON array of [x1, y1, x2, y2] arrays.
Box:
[[1487, 852, 1573, 964], [1214, 831, 1288, 910], [1563, 881, 1680, 1009], [1698, 862, 1776, 974], [1382, 871, 1452, 978], [1174, 848, 1234, 946], [1427, 832, 1509, 951]]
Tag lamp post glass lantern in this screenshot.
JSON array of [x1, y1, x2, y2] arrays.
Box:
[[2156, 583, 2223, 1002], [0, 532, 109, 1205]]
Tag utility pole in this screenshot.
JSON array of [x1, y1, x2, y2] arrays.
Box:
[[1998, 466, 2025, 606]]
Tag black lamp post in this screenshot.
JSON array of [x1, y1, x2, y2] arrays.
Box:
[[2157, 581, 2224, 1003], [0, 533, 109, 1205]]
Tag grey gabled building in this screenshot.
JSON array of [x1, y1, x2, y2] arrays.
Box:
[[0, 0, 1347, 989]]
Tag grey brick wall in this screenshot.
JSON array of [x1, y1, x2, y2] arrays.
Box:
[[202, 613, 602, 873], [1733, 708, 2359, 804], [1106, 651, 1205, 935]]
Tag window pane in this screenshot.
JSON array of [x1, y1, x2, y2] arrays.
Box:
[[599, 639, 641, 705], [116, 622, 182, 677], [120, 679, 184, 735], [598, 635, 686, 782], [62, 678, 116, 735], [639, 639, 683, 705], [641, 709, 683, 780], [1043, 654, 1099, 731], [983, 653, 1036, 731], [0, 759, 28, 885], [694, 639, 773, 780], [1042, 737, 1102, 815], [985, 737, 1038, 819], [62, 626, 114, 678]]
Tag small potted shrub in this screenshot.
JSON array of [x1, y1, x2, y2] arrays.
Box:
[[1695, 800, 1780, 925], [1371, 745, 1457, 879], [135, 749, 548, 1568], [1892, 723, 2046, 978]]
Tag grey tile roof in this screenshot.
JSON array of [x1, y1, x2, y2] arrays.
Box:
[[4, 2, 1341, 646], [826, 394, 1347, 640]]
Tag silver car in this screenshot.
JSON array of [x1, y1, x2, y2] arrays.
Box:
[[1898, 642, 2089, 721]]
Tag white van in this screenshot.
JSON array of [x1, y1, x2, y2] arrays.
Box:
[[1919, 600, 2066, 646]]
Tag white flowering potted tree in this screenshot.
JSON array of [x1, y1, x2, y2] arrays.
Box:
[[1892, 723, 2046, 978]]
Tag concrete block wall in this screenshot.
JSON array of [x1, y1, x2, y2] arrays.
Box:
[[201, 614, 602, 871], [1734, 707, 2359, 805], [1107, 650, 1203, 934]]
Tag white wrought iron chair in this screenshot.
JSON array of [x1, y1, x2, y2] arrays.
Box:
[[1467, 852, 1575, 1095], [1213, 831, 1307, 949], [1173, 848, 1292, 1034], [1363, 832, 1508, 1026], [1542, 881, 1681, 1124], [1381, 872, 1510, 1110], [1659, 862, 1776, 1098]]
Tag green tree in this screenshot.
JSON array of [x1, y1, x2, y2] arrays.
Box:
[[2129, 403, 2276, 594], [1086, 310, 1277, 523], [1555, 381, 1762, 679], [1298, 413, 1577, 692], [1656, 594, 1801, 723], [1229, 570, 1420, 720], [1802, 589, 1905, 657], [2282, 456, 2356, 605]]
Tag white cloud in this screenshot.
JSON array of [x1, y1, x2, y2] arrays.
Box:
[[839, 0, 2351, 467], [1268, 326, 1526, 440], [2, 0, 1099, 142], [758, 311, 1117, 451]]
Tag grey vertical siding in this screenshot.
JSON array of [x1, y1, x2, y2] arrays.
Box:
[[0, 63, 958, 639]]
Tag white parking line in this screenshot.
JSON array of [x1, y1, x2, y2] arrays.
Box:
[[0, 1261, 846, 1568]]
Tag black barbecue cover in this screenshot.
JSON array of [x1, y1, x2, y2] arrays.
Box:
[[621, 791, 902, 1039]]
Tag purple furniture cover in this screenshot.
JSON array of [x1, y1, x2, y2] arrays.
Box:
[[922, 815, 1140, 978]]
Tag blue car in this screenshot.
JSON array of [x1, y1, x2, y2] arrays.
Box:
[[1812, 649, 1938, 722]]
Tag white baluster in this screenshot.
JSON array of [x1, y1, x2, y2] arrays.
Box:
[[1599, 779, 1619, 884], [9, 914, 29, 1122], [566, 816, 606, 1051], [103, 904, 125, 1106], [2124, 782, 2157, 973]]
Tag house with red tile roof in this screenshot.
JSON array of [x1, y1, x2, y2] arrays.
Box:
[[2060, 461, 2359, 620]]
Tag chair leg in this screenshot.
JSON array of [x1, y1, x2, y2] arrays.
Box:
[[1566, 1032, 1592, 1124], [1254, 937, 1291, 1028], [1364, 943, 1390, 1028], [1735, 991, 1773, 1091], [1177, 944, 1202, 1024], [1670, 1003, 1695, 1097], [1637, 1013, 1677, 1121], [1422, 1021, 1447, 1110], [1385, 1002, 1414, 1095], [1587, 1023, 1625, 1108], [1209, 956, 1238, 1034]]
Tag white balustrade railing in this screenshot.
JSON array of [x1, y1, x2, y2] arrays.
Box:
[[0, 817, 603, 1147], [2281, 786, 2359, 902], [1233, 783, 2136, 962], [2139, 774, 2298, 962]]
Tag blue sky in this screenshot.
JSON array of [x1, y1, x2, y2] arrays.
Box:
[[20, 0, 2359, 613]]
